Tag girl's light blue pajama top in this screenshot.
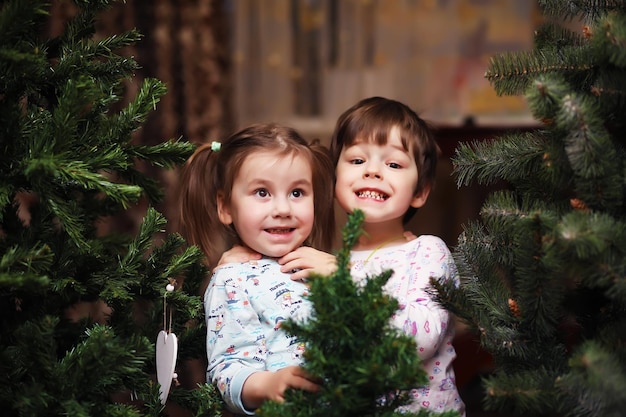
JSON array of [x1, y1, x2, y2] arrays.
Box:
[[205, 258, 311, 415]]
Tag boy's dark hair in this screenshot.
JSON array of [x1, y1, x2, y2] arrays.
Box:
[[330, 96, 440, 224]]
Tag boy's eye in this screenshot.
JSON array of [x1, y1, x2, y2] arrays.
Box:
[[255, 188, 269, 197]]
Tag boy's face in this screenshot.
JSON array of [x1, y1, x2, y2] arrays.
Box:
[[217, 150, 314, 258], [335, 126, 429, 225]]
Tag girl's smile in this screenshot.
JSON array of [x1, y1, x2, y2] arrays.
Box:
[[218, 150, 315, 258]]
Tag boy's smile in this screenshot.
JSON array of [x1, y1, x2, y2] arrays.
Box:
[[356, 189, 388, 201], [335, 127, 428, 229]]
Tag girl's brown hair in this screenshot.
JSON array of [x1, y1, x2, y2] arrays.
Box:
[[329, 96, 440, 223], [178, 123, 335, 269]]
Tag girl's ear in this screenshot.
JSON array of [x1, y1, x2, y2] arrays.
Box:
[[217, 192, 233, 225], [410, 184, 431, 209]]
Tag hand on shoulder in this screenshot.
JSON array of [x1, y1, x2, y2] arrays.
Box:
[[279, 246, 337, 281]]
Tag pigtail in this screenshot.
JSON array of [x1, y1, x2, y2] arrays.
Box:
[[178, 142, 230, 268]]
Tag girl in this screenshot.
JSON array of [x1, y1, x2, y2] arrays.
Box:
[[178, 123, 335, 416]]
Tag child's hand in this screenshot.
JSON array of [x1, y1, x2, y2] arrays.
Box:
[[278, 247, 337, 282], [242, 366, 320, 410], [215, 245, 261, 271], [269, 366, 320, 402]]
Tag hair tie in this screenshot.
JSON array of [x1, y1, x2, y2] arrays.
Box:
[[211, 141, 221, 152]]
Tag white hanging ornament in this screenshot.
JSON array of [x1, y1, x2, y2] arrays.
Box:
[[156, 281, 178, 404], [156, 330, 178, 404]]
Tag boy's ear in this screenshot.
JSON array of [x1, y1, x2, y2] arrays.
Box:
[[217, 192, 233, 225], [410, 184, 431, 209]]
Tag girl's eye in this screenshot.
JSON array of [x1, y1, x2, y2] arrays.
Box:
[[255, 188, 269, 198], [350, 158, 364, 165], [291, 189, 304, 198], [388, 162, 402, 169]]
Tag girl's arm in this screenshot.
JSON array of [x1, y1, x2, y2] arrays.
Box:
[[214, 244, 261, 271], [206, 266, 320, 415], [205, 272, 265, 414], [241, 366, 320, 410]]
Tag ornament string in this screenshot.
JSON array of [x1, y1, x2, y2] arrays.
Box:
[[163, 290, 173, 334], [163, 281, 176, 333]]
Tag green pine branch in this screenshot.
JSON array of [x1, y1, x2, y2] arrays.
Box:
[[258, 210, 455, 417], [0, 1, 211, 415], [439, 1, 626, 415]]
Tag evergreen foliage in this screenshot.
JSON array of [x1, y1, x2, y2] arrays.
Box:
[[0, 1, 219, 415], [431, 1, 626, 416], [258, 210, 458, 417]]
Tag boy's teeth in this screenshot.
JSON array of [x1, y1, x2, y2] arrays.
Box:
[[358, 190, 387, 200]]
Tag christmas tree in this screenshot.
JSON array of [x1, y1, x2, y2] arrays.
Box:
[[0, 1, 220, 415], [258, 210, 458, 417], [431, 1, 626, 417]]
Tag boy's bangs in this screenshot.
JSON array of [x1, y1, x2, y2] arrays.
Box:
[[348, 122, 411, 152]]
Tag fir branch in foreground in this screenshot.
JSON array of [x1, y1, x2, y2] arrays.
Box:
[[259, 210, 453, 417]]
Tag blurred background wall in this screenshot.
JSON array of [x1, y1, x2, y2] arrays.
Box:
[[71, 0, 542, 244], [48, 1, 546, 415]]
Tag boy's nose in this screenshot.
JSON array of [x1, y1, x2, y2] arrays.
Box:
[[363, 162, 382, 179], [364, 172, 382, 179]]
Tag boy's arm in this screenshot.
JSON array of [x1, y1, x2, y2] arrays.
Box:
[[403, 236, 458, 358], [217, 245, 337, 282]]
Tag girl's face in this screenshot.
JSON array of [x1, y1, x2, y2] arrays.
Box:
[[335, 126, 428, 227], [217, 150, 315, 258]]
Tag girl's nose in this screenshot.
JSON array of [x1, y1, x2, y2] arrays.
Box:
[[272, 197, 292, 217]]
